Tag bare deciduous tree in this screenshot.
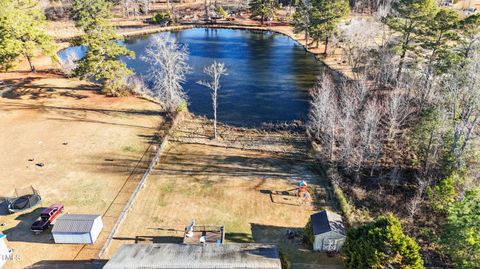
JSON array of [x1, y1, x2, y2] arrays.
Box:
[[142, 35, 191, 112], [122, 0, 152, 17], [197, 61, 228, 139], [357, 99, 383, 176], [339, 82, 359, 171], [442, 50, 480, 168], [307, 74, 339, 161], [338, 17, 382, 71], [385, 87, 412, 141]]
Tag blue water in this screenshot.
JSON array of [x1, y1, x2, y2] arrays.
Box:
[[60, 28, 324, 127]]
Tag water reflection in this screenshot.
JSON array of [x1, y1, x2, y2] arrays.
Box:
[[60, 28, 324, 127]]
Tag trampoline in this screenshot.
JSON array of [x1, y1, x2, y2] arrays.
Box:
[[6, 186, 41, 213]]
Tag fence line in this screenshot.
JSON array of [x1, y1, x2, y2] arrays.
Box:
[[98, 113, 183, 258]]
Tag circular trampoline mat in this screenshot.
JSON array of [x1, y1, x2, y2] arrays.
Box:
[[9, 194, 41, 212]]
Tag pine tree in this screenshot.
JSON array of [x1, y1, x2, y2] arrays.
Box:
[[0, 0, 56, 71], [249, 0, 278, 25], [294, 0, 312, 47], [386, 0, 437, 81], [308, 0, 349, 53], [457, 13, 480, 60], [420, 8, 460, 73], [72, 0, 135, 96], [441, 189, 480, 268]]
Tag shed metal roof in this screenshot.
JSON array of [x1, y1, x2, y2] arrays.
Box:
[[311, 210, 346, 236], [104, 243, 282, 269], [51, 214, 100, 234]]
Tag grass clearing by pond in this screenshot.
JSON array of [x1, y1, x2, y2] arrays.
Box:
[[109, 117, 344, 268]]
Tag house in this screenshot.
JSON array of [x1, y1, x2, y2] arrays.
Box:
[[310, 210, 346, 252], [103, 243, 282, 269], [51, 214, 103, 244]]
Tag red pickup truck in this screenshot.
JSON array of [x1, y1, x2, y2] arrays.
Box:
[[30, 204, 64, 234]]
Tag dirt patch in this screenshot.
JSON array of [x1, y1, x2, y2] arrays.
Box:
[[0, 72, 164, 268]]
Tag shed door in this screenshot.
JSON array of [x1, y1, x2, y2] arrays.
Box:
[[323, 238, 338, 251]]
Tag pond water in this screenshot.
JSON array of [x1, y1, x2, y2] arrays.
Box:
[[60, 28, 324, 127]]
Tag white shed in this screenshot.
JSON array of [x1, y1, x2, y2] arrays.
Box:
[[310, 210, 346, 252], [52, 214, 103, 244]]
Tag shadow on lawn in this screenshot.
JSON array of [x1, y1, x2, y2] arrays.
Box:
[[1, 78, 95, 100], [152, 151, 301, 180]]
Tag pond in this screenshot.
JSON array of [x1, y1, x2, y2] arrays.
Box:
[[60, 28, 324, 127]]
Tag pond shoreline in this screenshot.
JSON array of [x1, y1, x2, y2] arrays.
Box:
[[119, 22, 353, 81], [56, 22, 353, 81]]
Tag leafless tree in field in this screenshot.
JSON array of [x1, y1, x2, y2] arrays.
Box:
[[307, 74, 339, 161], [142, 35, 191, 112], [197, 61, 228, 139]]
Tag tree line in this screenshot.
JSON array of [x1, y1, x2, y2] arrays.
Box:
[[304, 0, 480, 267]]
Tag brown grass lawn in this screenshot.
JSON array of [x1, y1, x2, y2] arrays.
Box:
[[0, 72, 164, 268], [108, 117, 344, 268]]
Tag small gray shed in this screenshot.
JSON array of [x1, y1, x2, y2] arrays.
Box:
[[104, 243, 282, 269], [52, 214, 103, 244], [310, 210, 346, 252]]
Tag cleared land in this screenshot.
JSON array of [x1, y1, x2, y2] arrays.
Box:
[[108, 116, 343, 268], [0, 72, 164, 268]]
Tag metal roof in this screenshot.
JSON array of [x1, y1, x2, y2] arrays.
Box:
[[51, 214, 101, 234], [104, 243, 282, 269], [311, 210, 346, 236]]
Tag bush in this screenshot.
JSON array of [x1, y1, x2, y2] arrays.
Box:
[[343, 214, 424, 269], [303, 219, 314, 248], [427, 173, 459, 212], [151, 11, 174, 26], [279, 250, 291, 269]]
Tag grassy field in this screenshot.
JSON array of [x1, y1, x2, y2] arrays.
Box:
[[108, 117, 343, 268], [0, 72, 164, 268]]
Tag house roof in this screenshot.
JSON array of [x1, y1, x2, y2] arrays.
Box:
[[310, 210, 346, 236], [51, 214, 100, 234], [104, 243, 282, 269]]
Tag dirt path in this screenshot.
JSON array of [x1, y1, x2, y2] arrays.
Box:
[[0, 72, 165, 268]]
